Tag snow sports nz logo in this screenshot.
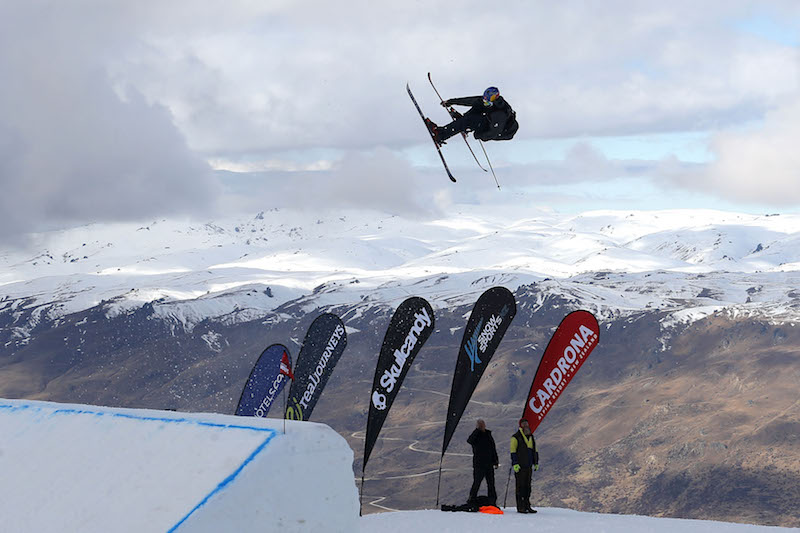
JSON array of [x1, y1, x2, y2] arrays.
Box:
[[465, 318, 483, 371], [465, 303, 512, 372], [285, 313, 348, 422], [522, 310, 600, 433], [363, 297, 435, 471], [441, 286, 517, 458]]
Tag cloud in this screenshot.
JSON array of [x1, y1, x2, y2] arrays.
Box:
[[26, 0, 771, 160], [326, 149, 444, 214], [0, 2, 221, 246], [216, 147, 444, 217], [3, 0, 800, 244], [485, 141, 674, 188], [104, 1, 800, 152], [675, 97, 800, 205]]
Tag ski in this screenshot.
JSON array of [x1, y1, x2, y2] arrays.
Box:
[[407, 83, 456, 183], [427, 72, 488, 173]]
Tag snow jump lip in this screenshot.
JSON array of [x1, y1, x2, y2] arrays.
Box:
[[1, 398, 360, 532], [0, 400, 280, 532]]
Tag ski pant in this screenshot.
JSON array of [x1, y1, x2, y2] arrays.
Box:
[[438, 113, 488, 142], [469, 464, 497, 505], [514, 467, 532, 511]]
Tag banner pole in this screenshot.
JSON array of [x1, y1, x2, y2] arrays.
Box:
[[435, 454, 444, 508], [360, 471, 365, 516]]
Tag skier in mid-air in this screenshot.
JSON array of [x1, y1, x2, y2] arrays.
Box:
[[425, 86, 518, 146]]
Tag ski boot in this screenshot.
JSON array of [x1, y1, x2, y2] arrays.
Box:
[[424, 118, 444, 146]]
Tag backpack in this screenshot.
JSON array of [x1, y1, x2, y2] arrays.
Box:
[[494, 109, 518, 141], [475, 107, 518, 141]]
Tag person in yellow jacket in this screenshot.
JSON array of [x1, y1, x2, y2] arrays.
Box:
[[510, 418, 539, 513]]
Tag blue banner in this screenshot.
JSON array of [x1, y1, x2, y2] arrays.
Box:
[[235, 343, 293, 417]]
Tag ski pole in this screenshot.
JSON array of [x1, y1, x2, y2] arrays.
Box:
[[282, 386, 287, 434], [359, 472, 365, 516], [427, 72, 488, 172], [503, 466, 512, 509], [479, 141, 501, 189], [427, 71, 446, 102]]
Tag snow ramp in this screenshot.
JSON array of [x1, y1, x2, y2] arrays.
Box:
[[0, 399, 359, 532]]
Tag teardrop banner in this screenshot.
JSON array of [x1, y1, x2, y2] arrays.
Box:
[[363, 297, 435, 470], [235, 343, 293, 417], [441, 286, 517, 458], [522, 310, 600, 433], [285, 313, 347, 421]]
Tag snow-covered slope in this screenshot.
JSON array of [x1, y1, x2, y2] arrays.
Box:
[[1, 399, 796, 532], [2, 208, 800, 339], [362, 508, 800, 532], [0, 399, 358, 532]]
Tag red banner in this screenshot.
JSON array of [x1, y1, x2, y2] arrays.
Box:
[[522, 310, 599, 433]]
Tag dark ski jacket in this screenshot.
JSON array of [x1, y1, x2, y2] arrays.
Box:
[[445, 95, 518, 141], [467, 428, 499, 468], [510, 430, 538, 469]]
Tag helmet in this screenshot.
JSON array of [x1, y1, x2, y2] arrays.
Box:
[[483, 86, 500, 106]]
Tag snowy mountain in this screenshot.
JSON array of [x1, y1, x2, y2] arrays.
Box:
[[3, 207, 800, 341], [2, 207, 800, 528]]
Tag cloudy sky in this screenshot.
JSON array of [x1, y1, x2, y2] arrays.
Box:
[[1, 1, 800, 245]]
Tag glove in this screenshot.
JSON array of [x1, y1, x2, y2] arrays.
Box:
[[513, 464, 520, 473], [534, 464, 539, 471], [441, 100, 450, 107]]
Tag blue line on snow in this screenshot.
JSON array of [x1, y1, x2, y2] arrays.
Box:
[[0, 401, 281, 532], [0, 402, 274, 434], [167, 431, 279, 532]]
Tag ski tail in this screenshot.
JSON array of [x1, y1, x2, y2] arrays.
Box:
[[407, 83, 456, 183]]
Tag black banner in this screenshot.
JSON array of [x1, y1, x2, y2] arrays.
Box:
[[235, 343, 292, 417], [363, 297, 435, 470], [285, 313, 347, 421], [441, 286, 516, 456]]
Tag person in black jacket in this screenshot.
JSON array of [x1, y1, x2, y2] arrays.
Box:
[[426, 86, 518, 146], [510, 418, 539, 513], [467, 419, 500, 506]]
